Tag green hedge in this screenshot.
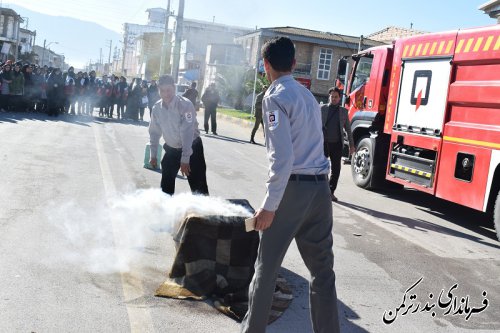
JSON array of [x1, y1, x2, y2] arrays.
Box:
[[217, 108, 254, 121]]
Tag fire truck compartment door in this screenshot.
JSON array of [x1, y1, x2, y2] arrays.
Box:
[[395, 58, 452, 134]]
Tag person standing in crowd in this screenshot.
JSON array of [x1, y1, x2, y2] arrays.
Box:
[[249, 85, 267, 144], [38, 66, 49, 112], [97, 79, 105, 117], [139, 80, 149, 121], [201, 82, 220, 135], [10, 63, 25, 111], [240, 37, 340, 333], [321, 86, 355, 202], [22, 64, 35, 111], [126, 78, 142, 121], [63, 66, 75, 83], [32, 66, 45, 112], [116, 76, 128, 119], [87, 70, 98, 116], [46, 68, 65, 117], [147, 79, 160, 117], [0, 62, 12, 111], [64, 77, 76, 114], [75, 71, 88, 115], [109, 75, 118, 118], [182, 81, 198, 109], [63, 67, 76, 114], [96, 75, 109, 117], [102, 75, 113, 118], [148, 75, 209, 196]]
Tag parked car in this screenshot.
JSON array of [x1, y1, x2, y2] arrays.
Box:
[[175, 84, 190, 96]]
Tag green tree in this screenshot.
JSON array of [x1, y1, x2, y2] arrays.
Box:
[[245, 72, 269, 95], [215, 65, 255, 110], [215, 66, 270, 110]]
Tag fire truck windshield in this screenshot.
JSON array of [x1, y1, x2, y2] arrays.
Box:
[[352, 56, 373, 91]]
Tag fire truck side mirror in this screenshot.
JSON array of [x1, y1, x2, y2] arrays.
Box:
[[337, 58, 347, 77]]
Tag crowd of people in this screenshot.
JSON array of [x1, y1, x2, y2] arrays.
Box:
[[0, 60, 161, 120]]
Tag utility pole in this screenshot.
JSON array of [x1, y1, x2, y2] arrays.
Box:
[[251, 35, 262, 116], [15, 18, 21, 59], [42, 39, 46, 67], [159, 0, 171, 75], [32, 30, 36, 54], [358, 35, 364, 53], [113, 46, 119, 73], [172, 0, 184, 83], [106, 39, 112, 74], [121, 24, 128, 76]]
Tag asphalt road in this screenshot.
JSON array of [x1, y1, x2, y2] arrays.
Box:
[[0, 109, 498, 333]]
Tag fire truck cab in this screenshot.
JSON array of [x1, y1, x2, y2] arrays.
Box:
[[340, 25, 500, 240]]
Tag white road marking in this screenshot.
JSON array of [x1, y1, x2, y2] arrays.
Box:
[[93, 124, 155, 332]]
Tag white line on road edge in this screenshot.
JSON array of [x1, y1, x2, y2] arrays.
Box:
[[93, 125, 155, 332]]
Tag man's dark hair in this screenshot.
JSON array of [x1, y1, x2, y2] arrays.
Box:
[[158, 75, 175, 86], [328, 87, 343, 95], [261, 36, 295, 72], [191, 82, 197, 88]]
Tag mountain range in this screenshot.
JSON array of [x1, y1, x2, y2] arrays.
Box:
[[7, 3, 122, 70]]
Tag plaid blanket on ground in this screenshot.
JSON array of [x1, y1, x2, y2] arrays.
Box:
[[155, 199, 293, 323]]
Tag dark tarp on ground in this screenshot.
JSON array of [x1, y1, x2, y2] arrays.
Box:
[[155, 199, 293, 323]]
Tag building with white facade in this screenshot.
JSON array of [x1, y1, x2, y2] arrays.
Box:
[[0, 7, 23, 62], [121, 8, 166, 77]]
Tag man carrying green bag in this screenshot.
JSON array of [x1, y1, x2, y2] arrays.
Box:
[[148, 75, 209, 196], [144, 143, 162, 169]]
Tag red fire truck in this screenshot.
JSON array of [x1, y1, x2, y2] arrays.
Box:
[[339, 24, 500, 240]]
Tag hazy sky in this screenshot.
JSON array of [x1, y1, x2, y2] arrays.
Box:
[[6, 0, 496, 68], [11, 0, 495, 35]]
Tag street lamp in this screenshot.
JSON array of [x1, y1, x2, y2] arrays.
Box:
[[41, 39, 58, 67]]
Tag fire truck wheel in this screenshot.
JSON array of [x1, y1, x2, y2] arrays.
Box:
[[494, 189, 500, 241], [351, 137, 374, 189]]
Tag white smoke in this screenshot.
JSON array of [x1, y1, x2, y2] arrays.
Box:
[[46, 189, 253, 274]]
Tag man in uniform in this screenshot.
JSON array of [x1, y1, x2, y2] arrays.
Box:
[[241, 37, 340, 333], [249, 85, 267, 144], [149, 75, 209, 196]]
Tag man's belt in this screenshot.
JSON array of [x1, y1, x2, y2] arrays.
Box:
[[289, 174, 328, 182]]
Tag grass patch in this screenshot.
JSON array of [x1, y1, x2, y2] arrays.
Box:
[[217, 108, 254, 121]]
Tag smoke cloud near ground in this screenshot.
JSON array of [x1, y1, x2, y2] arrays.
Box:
[[45, 189, 253, 274]]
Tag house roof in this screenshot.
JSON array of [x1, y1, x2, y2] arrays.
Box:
[[478, 0, 500, 11], [366, 26, 427, 43], [0, 8, 24, 22], [146, 7, 167, 12], [235, 26, 383, 53], [478, 0, 500, 19], [262, 26, 381, 47]]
